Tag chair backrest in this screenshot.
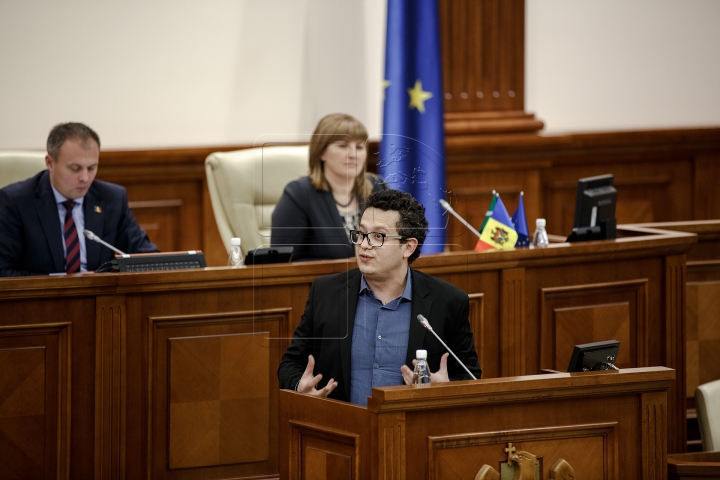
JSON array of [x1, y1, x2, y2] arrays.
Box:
[[0, 151, 47, 189], [205, 145, 309, 254], [696, 378, 720, 451]]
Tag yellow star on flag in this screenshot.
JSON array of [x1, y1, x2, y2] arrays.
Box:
[[407, 79, 433, 113], [382, 79, 391, 100]]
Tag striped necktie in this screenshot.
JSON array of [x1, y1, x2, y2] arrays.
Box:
[[63, 201, 81, 273]]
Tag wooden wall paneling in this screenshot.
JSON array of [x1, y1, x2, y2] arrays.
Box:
[[665, 254, 688, 454], [202, 179, 227, 266], [94, 295, 126, 480], [99, 146, 241, 266], [147, 309, 287, 479], [127, 200, 182, 253], [439, 0, 543, 134], [122, 181, 201, 253], [501, 268, 525, 376], [91, 129, 720, 265], [0, 322, 71, 480], [539, 280, 648, 372], [446, 161, 543, 251], [693, 153, 720, 219], [541, 157, 694, 237]]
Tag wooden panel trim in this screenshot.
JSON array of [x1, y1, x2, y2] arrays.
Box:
[[642, 391, 667, 480], [375, 412, 406, 480], [501, 268, 525, 376], [94, 296, 126, 480], [665, 254, 687, 454], [0, 322, 72, 480], [288, 421, 361, 480]]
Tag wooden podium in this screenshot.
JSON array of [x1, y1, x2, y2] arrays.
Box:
[[280, 367, 673, 480]]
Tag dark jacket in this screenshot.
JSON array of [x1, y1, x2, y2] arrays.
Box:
[[278, 268, 482, 402], [270, 175, 387, 261], [0, 170, 158, 276]]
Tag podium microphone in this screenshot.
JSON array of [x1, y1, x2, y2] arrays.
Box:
[[83, 229, 129, 257], [416, 314, 477, 380], [438, 199, 482, 240]]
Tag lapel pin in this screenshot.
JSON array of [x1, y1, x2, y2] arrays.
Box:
[[94, 205, 102, 213]]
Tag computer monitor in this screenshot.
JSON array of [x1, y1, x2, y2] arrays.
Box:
[[244, 246, 293, 265], [566, 174, 617, 242], [566, 340, 620, 372]]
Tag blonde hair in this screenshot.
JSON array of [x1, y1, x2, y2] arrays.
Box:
[[308, 113, 374, 199]]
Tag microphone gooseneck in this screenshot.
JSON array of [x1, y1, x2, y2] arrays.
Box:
[[416, 314, 478, 380], [438, 200, 483, 240], [83, 229, 129, 257]]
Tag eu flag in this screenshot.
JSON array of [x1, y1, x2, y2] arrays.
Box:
[[378, 0, 446, 254], [512, 192, 530, 247]]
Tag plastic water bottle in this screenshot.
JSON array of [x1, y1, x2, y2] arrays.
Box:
[[227, 237, 245, 268], [532, 218, 549, 248], [413, 349, 431, 385]]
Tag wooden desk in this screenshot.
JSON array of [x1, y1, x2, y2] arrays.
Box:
[[281, 367, 674, 480], [0, 226, 694, 479], [668, 451, 720, 479]]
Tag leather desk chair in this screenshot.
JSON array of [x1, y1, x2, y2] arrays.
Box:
[[697, 379, 720, 451], [0, 151, 47, 189], [205, 146, 309, 254]]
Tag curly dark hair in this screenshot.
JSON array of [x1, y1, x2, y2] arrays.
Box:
[[362, 189, 428, 264], [47, 122, 101, 160]]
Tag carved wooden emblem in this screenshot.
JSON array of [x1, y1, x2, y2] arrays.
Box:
[[474, 443, 576, 480]]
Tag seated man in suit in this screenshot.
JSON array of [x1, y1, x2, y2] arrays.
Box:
[[0, 122, 158, 277], [278, 189, 481, 406]]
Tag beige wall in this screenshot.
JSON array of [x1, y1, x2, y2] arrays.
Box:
[[0, 0, 718, 150]]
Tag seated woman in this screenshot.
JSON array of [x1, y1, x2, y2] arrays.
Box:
[[271, 113, 387, 261]]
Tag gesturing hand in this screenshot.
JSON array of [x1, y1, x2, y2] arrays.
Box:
[[296, 354, 338, 397], [400, 352, 450, 384]]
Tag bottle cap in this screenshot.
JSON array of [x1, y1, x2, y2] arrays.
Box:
[[231, 237, 241, 246], [536, 218, 546, 228], [416, 349, 427, 359]]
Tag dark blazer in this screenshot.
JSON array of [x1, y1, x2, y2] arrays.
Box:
[[0, 170, 158, 277], [278, 268, 482, 402], [270, 175, 387, 262]]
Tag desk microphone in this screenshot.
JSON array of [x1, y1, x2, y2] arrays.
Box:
[[83, 229, 130, 258], [416, 314, 478, 380], [438, 199, 483, 240]]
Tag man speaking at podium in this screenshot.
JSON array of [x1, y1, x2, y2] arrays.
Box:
[[278, 189, 481, 406], [0, 122, 158, 277]]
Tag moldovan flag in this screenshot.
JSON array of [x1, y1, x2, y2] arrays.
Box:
[[479, 196, 518, 251], [512, 192, 530, 247], [474, 192, 498, 252]]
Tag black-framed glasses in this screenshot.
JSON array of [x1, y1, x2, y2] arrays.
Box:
[[349, 230, 403, 247]]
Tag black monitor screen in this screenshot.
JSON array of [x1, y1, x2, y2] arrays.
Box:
[[567, 174, 617, 242], [244, 246, 293, 265], [567, 340, 620, 372]]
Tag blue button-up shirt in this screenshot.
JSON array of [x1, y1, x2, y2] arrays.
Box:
[[349, 268, 412, 406]]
